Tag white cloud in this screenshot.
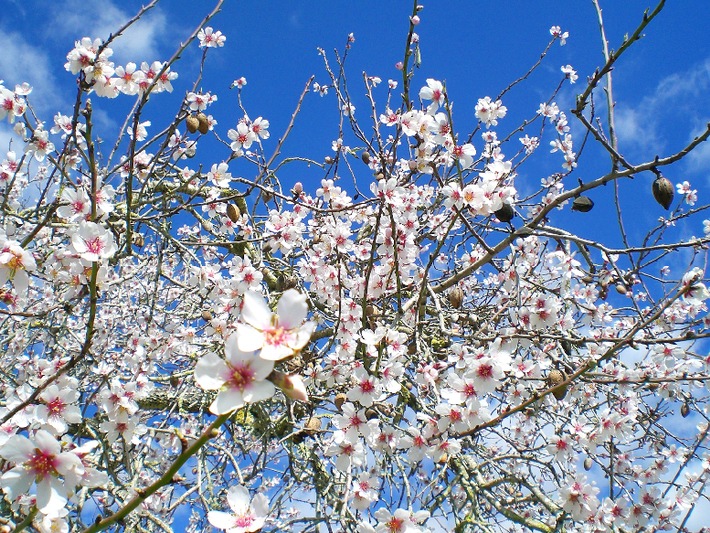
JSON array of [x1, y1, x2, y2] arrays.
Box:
[[49, 0, 169, 65], [615, 57, 710, 158], [0, 32, 60, 114]]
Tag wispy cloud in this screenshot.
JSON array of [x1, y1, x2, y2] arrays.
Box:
[[50, 0, 169, 64], [615, 57, 710, 163], [0, 31, 60, 114]]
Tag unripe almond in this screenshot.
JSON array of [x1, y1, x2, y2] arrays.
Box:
[[583, 457, 593, 471], [202, 310, 213, 321], [226, 203, 241, 223], [571, 196, 594, 212], [334, 393, 347, 410], [547, 369, 568, 400], [448, 287, 464, 309], [652, 176, 674, 210], [494, 203, 515, 223], [196, 113, 210, 134], [185, 115, 199, 134], [615, 283, 628, 295], [361, 152, 371, 165]]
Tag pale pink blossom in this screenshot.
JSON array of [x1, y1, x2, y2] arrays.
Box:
[[0, 430, 83, 515], [194, 335, 275, 415], [208, 485, 269, 532], [70, 221, 117, 262], [237, 289, 315, 361]]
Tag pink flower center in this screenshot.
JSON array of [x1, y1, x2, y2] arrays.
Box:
[[85, 237, 104, 255], [234, 515, 256, 528], [28, 449, 58, 480], [264, 326, 288, 347], [46, 397, 66, 416], [386, 517, 405, 532], [228, 364, 255, 392], [477, 364, 493, 379]]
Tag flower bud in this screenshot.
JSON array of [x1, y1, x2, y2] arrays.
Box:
[[270, 371, 309, 402], [292, 181, 304, 195]]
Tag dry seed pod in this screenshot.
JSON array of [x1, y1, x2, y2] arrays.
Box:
[[201, 310, 213, 322], [681, 403, 690, 418], [494, 203, 515, 223], [132, 232, 145, 248], [185, 115, 199, 134], [361, 151, 371, 165], [448, 287, 464, 309], [226, 203, 241, 223], [365, 408, 378, 420], [571, 196, 594, 212], [583, 457, 593, 471], [196, 113, 210, 134], [547, 369, 568, 400], [305, 416, 322, 434], [652, 176, 674, 210], [615, 283, 628, 295], [334, 393, 347, 410]]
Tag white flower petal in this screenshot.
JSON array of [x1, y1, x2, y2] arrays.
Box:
[[0, 434, 34, 462], [36, 477, 68, 515], [236, 323, 266, 352], [258, 343, 292, 362], [210, 389, 245, 415], [207, 510, 237, 529], [241, 291, 273, 329], [226, 485, 251, 514], [224, 334, 259, 366], [195, 352, 229, 390], [276, 289, 308, 329], [242, 380, 276, 404]]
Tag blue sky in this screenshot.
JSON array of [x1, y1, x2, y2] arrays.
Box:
[[2, 1, 710, 529], [2, 0, 709, 255]]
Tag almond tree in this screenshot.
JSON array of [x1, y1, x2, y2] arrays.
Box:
[[1, 1, 709, 531]]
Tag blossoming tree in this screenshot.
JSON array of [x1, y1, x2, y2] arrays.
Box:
[[1, 0, 710, 531]]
